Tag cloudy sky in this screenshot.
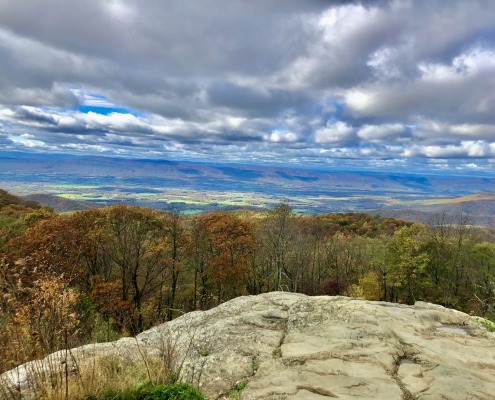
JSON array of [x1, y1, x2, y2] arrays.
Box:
[[1, 0, 495, 173]]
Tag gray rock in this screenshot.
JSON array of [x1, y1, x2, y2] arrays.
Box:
[[1, 292, 495, 399]]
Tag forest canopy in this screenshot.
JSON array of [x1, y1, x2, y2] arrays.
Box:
[[0, 189, 494, 374]]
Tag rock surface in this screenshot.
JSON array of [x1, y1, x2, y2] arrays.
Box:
[[2, 292, 495, 399]]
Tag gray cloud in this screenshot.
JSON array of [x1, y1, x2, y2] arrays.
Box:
[[0, 132, 13, 146], [0, 0, 494, 172]]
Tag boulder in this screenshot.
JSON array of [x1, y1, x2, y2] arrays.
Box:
[[2, 292, 495, 399]]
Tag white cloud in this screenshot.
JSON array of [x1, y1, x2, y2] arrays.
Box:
[[104, 0, 134, 22], [357, 124, 407, 142], [314, 121, 355, 144], [450, 124, 495, 139], [367, 46, 403, 80], [9, 135, 47, 148], [71, 90, 118, 108], [343, 89, 375, 113], [266, 129, 299, 143], [418, 48, 495, 83], [403, 141, 494, 158]]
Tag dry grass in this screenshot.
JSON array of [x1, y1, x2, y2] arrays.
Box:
[[0, 344, 174, 400], [0, 317, 211, 400], [50, 353, 172, 400], [0, 298, 213, 400]]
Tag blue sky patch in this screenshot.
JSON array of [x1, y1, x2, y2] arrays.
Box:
[[77, 105, 139, 116]]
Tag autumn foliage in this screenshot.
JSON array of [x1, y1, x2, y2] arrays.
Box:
[[0, 190, 494, 374]]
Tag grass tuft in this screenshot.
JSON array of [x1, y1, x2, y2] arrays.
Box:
[[228, 379, 248, 400]]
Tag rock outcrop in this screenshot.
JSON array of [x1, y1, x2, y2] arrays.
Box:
[[2, 292, 495, 399]]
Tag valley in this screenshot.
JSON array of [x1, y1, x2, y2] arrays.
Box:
[[1, 152, 494, 224]]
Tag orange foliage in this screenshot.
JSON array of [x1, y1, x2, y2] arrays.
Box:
[[8, 215, 85, 283], [89, 276, 133, 330], [197, 212, 254, 298]]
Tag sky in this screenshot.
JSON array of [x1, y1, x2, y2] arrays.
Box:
[[0, 0, 495, 174]]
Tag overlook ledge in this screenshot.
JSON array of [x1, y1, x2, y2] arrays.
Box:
[[2, 292, 495, 399]]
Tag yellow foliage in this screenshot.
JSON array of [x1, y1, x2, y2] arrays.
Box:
[[359, 272, 381, 300], [5, 275, 80, 369], [347, 272, 381, 301], [347, 284, 364, 298]]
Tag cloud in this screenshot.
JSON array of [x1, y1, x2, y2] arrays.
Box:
[[357, 124, 409, 143], [341, 46, 495, 125], [266, 129, 299, 143], [0, 0, 494, 173], [449, 124, 495, 140], [314, 121, 355, 144], [0, 133, 13, 146], [10, 135, 48, 149], [404, 141, 495, 158]]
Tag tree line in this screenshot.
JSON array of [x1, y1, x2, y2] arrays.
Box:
[[0, 194, 494, 373]]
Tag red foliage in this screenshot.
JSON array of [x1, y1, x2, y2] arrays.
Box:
[[320, 279, 341, 296]]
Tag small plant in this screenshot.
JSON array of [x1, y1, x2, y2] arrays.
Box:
[[251, 357, 259, 372], [140, 383, 208, 400], [84, 386, 146, 400], [83, 383, 208, 400], [478, 317, 495, 333], [200, 350, 209, 357], [91, 315, 122, 343], [228, 379, 248, 400]]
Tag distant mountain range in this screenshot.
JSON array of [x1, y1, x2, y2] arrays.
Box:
[[1, 151, 494, 225], [21, 193, 99, 213], [371, 191, 495, 226]]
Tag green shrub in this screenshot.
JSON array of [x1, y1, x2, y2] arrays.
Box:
[[139, 383, 208, 400], [85, 383, 208, 400]]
